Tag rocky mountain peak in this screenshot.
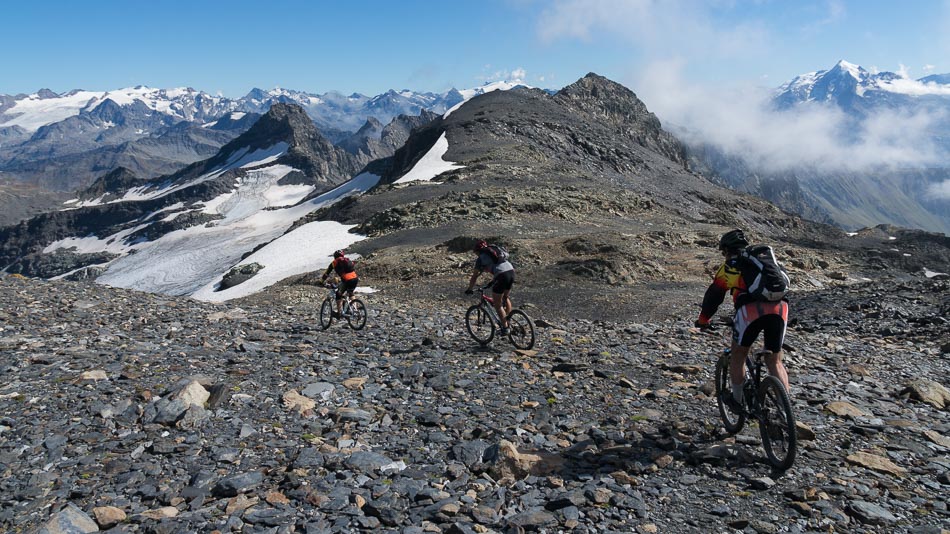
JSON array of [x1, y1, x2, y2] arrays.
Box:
[[35, 88, 59, 99], [553, 73, 686, 165], [224, 102, 324, 153], [356, 116, 384, 136], [555, 73, 654, 124]]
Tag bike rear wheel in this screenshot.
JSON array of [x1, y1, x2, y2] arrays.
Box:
[[757, 375, 797, 471], [506, 310, 535, 350], [715, 354, 746, 434], [465, 304, 495, 345], [319, 298, 334, 330], [346, 299, 367, 330]]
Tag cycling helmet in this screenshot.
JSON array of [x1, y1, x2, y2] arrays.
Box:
[[718, 229, 748, 251], [333, 250, 345, 258], [473, 240, 488, 252]]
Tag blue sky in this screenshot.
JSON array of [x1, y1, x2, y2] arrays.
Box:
[[2, 0, 947, 97]]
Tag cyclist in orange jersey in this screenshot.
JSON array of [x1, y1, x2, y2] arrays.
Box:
[[321, 250, 359, 319]]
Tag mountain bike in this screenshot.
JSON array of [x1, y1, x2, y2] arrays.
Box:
[[465, 286, 535, 349], [319, 283, 367, 330], [715, 347, 797, 471]]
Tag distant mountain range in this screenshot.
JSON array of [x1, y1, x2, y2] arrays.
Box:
[[687, 60, 950, 234], [774, 60, 950, 111], [0, 82, 522, 195], [3, 66, 949, 235]]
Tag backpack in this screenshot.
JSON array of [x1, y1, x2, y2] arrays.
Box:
[[335, 257, 355, 274], [485, 244, 510, 264], [740, 245, 790, 301]]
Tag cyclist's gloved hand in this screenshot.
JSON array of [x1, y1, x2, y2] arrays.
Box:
[[464, 288, 474, 295]]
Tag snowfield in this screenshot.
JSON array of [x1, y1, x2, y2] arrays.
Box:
[[46, 159, 382, 300], [393, 132, 464, 184]]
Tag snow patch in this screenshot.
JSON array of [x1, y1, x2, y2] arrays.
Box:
[[192, 221, 367, 302], [263, 184, 315, 207], [117, 143, 290, 204], [92, 171, 380, 297], [393, 133, 464, 184], [924, 268, 948, 278], [43, 223, 151, 255], [0, 90, 104, 132]]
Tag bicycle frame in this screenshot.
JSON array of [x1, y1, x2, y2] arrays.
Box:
[[326, 283, 355, 310], [477, 288, 503, 327]]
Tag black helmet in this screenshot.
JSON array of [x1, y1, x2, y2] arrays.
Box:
[[718, 229, 748, 252], [333, 250, 345, 258]]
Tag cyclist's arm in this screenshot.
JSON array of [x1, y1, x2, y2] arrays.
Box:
[[698, 265, 730, 325], [466, 269, 482, 292], [320, 262, 334, 283]]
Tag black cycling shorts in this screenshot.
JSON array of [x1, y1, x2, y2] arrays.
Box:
[[336, 278, 359, 298], [733, 301, 788, 352], [735, 314, 787, 351], [492, 271, 514, 294]]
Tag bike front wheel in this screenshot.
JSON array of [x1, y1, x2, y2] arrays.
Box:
[[346, 299, 367, 330], [465, 304, 495, 345], [319, 298, 334, 330], [757, 375, 797, 471], [715, 354, 746, 434], [506, 310, 535, 350]]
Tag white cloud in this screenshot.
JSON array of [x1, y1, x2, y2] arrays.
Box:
[[928, 180, 950, 199], [536, 0, 769, 59], [876, 77, 950, 96], [923, 64, 936, 73], [479, 66, 528, 84], [637, 60, 947, 174]]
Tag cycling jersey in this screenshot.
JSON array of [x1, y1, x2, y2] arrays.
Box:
[[698, 256, 788, 324], [323, 257, 358, 282], [474, 252, 513, 275]]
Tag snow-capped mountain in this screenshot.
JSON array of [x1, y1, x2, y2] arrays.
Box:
[[239, 86, 463, 139], [0, 86, 238, 138], [687, 60, 950, 234], [0, 80, 521, 194], [774, 60, 950, 110]]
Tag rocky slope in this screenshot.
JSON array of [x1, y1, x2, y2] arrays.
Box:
[[1, 72, 949, 533], [0, 269, 946, 533], [0, 181, 69, 227], [0, 104, 364, 280]]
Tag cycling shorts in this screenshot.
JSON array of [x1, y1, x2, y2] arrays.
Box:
[[492, 270, 514, 294], [733, 300, 788, 352], [336, 277, 359, 298]]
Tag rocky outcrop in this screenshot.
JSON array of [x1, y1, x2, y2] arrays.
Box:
[[554, 73, 688, 167]]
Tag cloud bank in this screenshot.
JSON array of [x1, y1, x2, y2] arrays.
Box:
[[636, 60, 948, 174], [536, 1, 949, 175]]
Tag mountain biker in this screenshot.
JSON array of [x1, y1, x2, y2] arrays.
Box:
[[465, 240, 515, 335], [320, 250, 359, 319], [695, 229, 790, 412]]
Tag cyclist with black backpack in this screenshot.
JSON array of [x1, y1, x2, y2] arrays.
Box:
[[320, 250, 359, 319], [465, 240, 515, 335], [696, 229, 791, 413]]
